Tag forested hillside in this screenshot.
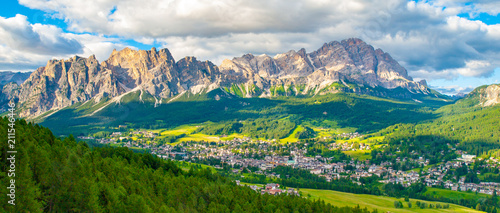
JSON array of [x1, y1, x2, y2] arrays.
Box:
[[0, 117, 378, 213], [38, 89, 441, 136], [375, 88, 500, 157]]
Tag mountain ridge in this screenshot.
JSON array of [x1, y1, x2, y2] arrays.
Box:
[[0, 71, 32, 86], [462, 84, 500, 107], [2, 38, 434, 117]]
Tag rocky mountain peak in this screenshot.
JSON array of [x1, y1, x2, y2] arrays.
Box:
[[105, 47, 174, 68], [221, 38, 428, 96], [297, 48, 307, 58], [241, 53, 255, 61], [479, 84, 500, 106], [341, 37, 366, 46], [2, 38, 433, 118], [104, 47, 176, 88]]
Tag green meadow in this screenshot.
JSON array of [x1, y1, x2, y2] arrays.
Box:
[[301, 188, 483, 213], [424, 187, 491, 201]]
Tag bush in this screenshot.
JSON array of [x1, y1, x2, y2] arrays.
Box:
[[394, 201, 403, 208], [419, 202, 427, 209]]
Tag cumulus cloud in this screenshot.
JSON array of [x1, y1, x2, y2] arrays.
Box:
[[0, 14, 83, 55], [6, 0, 500, 83], [0, 15, 81, 70], [18, 0, 390, 37], [63, 33, 129, 62], [0, 14, 129, 71], [158, 32, 346, 64], [411, 59, 495, 81]]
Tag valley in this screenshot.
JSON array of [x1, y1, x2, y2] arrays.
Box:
[[1, 38, 499, 212], [2, 0, 500, 211], [81, 114, 500, 194], [72, 88, 499, 211]]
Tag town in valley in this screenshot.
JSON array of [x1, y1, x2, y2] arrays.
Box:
[[79, 126, 500, 196]]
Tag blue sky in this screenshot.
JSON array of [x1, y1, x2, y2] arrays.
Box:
[[1, 0, 499, 95]]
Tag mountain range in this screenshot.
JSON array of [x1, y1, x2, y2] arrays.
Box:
[[1, 38, 499, 213], [0, 71, 31, 87], [1, 38, 434, 118]]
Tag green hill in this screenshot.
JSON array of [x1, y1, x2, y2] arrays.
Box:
[[376, 85, 500, 157], [302, 188, 482, 213]]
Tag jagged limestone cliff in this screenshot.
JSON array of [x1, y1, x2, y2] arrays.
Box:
[[2, 38, 432, 117]]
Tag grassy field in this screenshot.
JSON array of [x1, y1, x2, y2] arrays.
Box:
[[177, 133, 220, 143], [150, 125, 207, 144], [175, 161, 217, 173], [344, 150, 372, 161], [280, 125, 303, 143], [141, 122, 387, 148], [424, 187, 491, 200], [301, 188, 483, 213], [332, 135, 386, 160], [336, 135, 385, 145], [219, 133, 247, 141], [157, 125, 198, 136], [144, 124, 386, 148], [151, 124, 250, 143]]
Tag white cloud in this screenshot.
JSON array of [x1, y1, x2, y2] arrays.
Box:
[[456, 60, 493, 77], [63, 33, 128, 62], [411, 60, 495, 81], [470, 1, 500, 16], [0, 14, 83, 55], [4, 0, 499, 83], [19, 0, 349, 37], [0, 15, 127, 71]]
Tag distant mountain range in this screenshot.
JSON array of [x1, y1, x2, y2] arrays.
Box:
[[2, 38, 441, 117], [0, 71, 31, 86]]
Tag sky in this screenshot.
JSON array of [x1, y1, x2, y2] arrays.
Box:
[[0, 0, 499, 95]]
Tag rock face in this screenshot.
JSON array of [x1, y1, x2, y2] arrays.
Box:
[[1, 47, 224, 117], [2, 38, 431, 117], [3, 55, 124, 117], [219, 38, 428, 97], [460, 84, 500, 107], [478, 84, 500, 107]]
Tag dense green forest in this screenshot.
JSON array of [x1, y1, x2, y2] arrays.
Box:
[[38, 89, 439, 136], [1, 117, 382, 212], [196, 117, 297, 139], [8, 83, 500, 211], [375, 93, 500, 157]]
